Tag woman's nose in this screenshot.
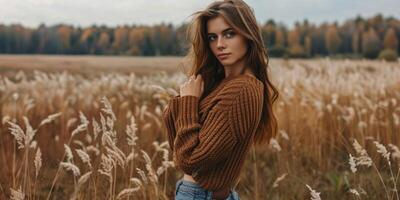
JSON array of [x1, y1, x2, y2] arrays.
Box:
[[217, 37, 226, 50]]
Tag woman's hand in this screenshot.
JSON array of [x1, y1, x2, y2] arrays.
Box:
[[180, 74, 204, 98]]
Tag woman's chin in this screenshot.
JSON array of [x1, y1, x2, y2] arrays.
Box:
[[219, 59, 233, 65]]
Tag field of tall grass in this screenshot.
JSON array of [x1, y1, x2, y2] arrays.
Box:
[[0, 57, 399, 199]]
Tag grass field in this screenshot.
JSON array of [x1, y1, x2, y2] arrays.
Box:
[[0, 55, 399, 200], [0, 55, 186, 77]]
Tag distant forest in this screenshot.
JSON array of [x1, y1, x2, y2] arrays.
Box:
[[0, 14, 399, 59]]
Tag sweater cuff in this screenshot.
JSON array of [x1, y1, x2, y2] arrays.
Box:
[[172, 95, 199, 129]]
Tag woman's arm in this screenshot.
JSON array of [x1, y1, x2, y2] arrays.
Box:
[[170, 84, 263, 175], [162, 94, 180, 152]]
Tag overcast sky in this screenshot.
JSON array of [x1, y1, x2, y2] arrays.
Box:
[[0, 0, 399, 29]]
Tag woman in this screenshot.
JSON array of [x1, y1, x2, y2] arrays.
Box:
[[162, 0, 279, 199]]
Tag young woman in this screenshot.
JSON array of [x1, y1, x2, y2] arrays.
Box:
[[162, 0, 279, 199]]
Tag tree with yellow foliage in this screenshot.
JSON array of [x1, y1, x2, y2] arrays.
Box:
[[325, 25, 341, 55], [383, 28, 398, 51]]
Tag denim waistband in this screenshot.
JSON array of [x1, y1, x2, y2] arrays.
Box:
[[176, 178, 205, 190], [175, 178, 232, 192], [175, 178, 213, 198], [175, 178, 235, 197]]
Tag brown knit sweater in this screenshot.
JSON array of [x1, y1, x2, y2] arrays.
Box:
[[162, 74, 264, 191]]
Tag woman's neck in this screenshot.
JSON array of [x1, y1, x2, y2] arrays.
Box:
[[224, 67, 254, 78]]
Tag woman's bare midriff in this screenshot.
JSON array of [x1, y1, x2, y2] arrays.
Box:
[[183, 173, 197, 183]]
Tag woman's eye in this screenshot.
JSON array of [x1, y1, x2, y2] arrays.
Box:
[[225, 32, 235, 38], [208, 35, 216, 41], [208, 32, 234, 42]]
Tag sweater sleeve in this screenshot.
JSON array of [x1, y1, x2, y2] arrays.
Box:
[[170, 84, 263, 175], [162, 94, 180, 152]]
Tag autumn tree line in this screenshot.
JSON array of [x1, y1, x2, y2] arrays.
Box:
[[0, 14, 399, 60]]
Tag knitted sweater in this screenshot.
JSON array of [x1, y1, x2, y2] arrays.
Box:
[[162, 74, 264, 191]]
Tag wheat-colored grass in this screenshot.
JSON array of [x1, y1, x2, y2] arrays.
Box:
[[0, 57, 399, 199]]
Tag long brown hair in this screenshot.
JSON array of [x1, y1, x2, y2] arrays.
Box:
[[184, 0, 279, 146]]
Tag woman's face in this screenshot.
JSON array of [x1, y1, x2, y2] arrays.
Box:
[[206, 15, 248, 67]]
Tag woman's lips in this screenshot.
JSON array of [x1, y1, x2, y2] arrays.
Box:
[[217, 53, 231, 60]]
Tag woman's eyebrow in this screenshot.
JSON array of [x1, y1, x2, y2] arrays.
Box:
[[207, 27, 234, 35]]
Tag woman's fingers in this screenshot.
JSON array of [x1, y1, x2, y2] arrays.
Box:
[[184, 74, 203, 86], [180, 74, 204, 97]]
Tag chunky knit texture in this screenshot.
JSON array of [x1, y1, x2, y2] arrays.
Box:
[[162, 74, 264, 191]]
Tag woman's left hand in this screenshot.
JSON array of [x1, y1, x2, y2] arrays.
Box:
[[180, 74, 204, 98]]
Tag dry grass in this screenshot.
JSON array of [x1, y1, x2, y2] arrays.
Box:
[[0, 55, 187, 78], [0, 56, 399, 199]]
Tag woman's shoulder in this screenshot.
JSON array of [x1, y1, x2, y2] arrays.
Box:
[[213, 75, 264, 108], [220, 74, 263, 94]]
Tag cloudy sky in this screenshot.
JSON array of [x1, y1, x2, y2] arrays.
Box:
[[0, 0, 399, 29]]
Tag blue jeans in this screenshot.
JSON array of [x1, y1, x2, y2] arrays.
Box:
[[175, 178, 240, 200]]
